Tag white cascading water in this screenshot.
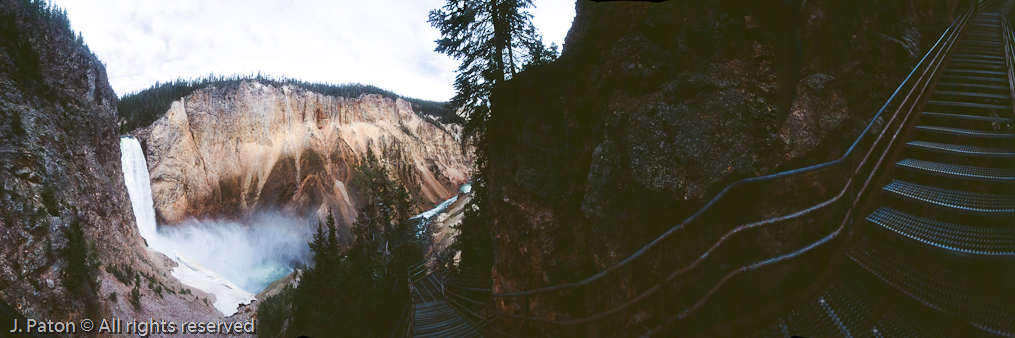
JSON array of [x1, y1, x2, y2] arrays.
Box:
[[121, 136, 466, 316], [412, 195, 458, 221], [120, 137, 158, 243], [411, 182, 472, 221], [119, 136, 257, 316]]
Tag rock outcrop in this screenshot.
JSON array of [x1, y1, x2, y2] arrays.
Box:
[[133, 81, 472, 226], [0, 0, 222, 326], [485, 0, 967, 335]]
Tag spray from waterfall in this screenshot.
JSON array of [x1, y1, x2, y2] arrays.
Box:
[[119, 136, 464, 315], [150, 214, 312, 294], [119, 136, 311, 315]]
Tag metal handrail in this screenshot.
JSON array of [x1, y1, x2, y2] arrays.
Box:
[[467, 4, 974, 300], [389, 301, 413, 338], [442, 0, 979, 333], [397, 269, 417, 338], [1005, 1, 1015, 121], [465, 2, 972, 300]]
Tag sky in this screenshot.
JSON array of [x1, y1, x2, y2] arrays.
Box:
[[49, 0, 576, 102]]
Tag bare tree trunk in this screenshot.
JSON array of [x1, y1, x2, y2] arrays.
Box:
[[507, 30, 517, 76], [491, 0, 507, 83]]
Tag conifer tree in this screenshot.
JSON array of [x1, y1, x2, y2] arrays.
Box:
[[428, 0, 555, 139], [283, 152, 420, 338], [429, 0, 556, 276]]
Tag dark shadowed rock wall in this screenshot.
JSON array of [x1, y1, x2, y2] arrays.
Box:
[[486, 0, 968, 335]]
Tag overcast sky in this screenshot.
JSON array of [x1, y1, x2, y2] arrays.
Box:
[[49, 0, 576, 102]]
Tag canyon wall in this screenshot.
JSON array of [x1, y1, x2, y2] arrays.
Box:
[[486, 0, 968, 335], [133, 82, 473, 226], [0, 0, 222, 325]]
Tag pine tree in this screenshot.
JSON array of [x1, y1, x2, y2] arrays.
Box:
[[451, 158, 493, 275], [289, 210, 346, 336], [62, 218, 91, 295], [428, 0, 555, 140], [521, 25, 559, 70], [285, 152, 421, 338], [429, 0, 556, 277]]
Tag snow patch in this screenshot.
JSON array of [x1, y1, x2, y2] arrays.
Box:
[[171, 252, 255, 316]]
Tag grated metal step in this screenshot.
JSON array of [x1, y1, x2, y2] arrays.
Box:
[[897, 158, 1015, 182], [871, 305, 971, 338], [956, 46, 1002, 52], [782, 296, 848, 338], [939, 75, 1008, 84], [958, 40, 1002, 46], [949, 58, 1006, 66], [867, 207, 1015, 257], [882, 179, 1015, 216], [942, 69, 1008, 77], [964, 30, 1001, 34], [954, 38, 1002, 44], [950, 53, 1005, 61], [921, 111, 1014, 123], [955, 41, 1002, 46], [948, 63, 1006, 72], [915, 125, 1015, 139], [839, 271, 973, 338], [907, 140, 1015, 158], [955, 49, 1003, 55], [962, 34, 1002, 40], [958, 39, 1001, 44], [931, 91, 1010, 101], [934, 82, 1009, 91], [747, 274, 974, 338], [956, 42, 1002, 48], [847, 237, 1015, 336], [963, 39, 1001, 44], [950, 55, 1004, 61], [926, 100, 1009, 111], [819, 282, 879, 337], [955, 45, 1003, 51], [412, 300, 484, 338]]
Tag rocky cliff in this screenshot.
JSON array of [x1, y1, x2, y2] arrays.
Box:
[[486, 0, 967, 334], [132, 81, 472, 226], [0, 0, 223, 327]]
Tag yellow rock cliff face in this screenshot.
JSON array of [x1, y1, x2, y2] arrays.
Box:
[[140, 81, 472, 225]]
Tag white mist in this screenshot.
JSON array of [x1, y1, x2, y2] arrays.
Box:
[[119, 136, 309, 316]]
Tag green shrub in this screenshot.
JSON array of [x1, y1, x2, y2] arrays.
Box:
[[61, 218, 90, 294], [257, 285, 295, 338], [106, 264, 135, 286], [130, 284, 141, 310]]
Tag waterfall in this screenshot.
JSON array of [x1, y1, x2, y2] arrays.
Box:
[[116, 136, 464, 316], [119, 136, 258, 316], [120, 136, 158, 244]]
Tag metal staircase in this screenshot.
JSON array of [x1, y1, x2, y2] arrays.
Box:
[[405, 1, 1015, 337], [745, 3, 1015, 337], [394, 260, 486, 338]]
